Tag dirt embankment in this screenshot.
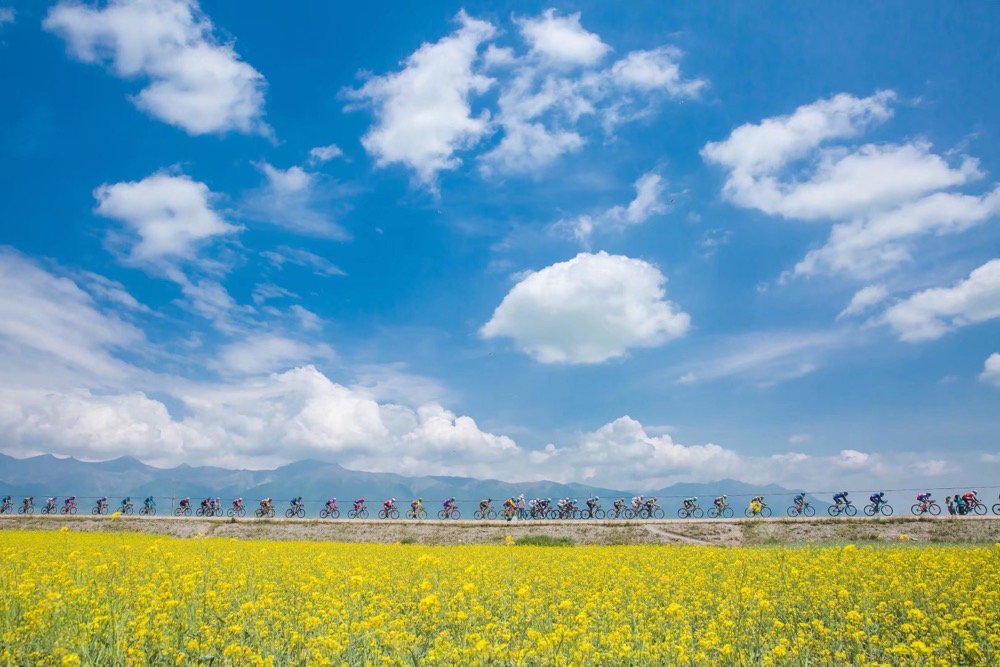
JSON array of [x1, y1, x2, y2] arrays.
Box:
[[1, 515, 998, 546]]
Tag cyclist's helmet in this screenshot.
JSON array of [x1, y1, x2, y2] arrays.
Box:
[[693, 497, 698, 501], [418, 498, 422, 502]]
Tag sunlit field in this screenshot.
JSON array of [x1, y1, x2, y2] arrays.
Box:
[[1, 531, 997, 666]]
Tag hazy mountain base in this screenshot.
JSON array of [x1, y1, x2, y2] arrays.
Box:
[[2, 515, 997, 547], [0, 453, 815, 514]]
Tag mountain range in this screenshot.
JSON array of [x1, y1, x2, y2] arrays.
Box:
[[0, 453, 812, 516]]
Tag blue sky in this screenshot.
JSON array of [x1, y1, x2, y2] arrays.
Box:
[[1, 0, 998, 490]]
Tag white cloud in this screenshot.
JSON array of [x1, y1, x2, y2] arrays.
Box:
[[0, 249, 144, 385], [796, 186, 1000, 279], [516, 9, 610, 67], [0, 7, 15, 26], [349, 10, 703, 179], [211, 334, 333, 376], [243, 163, 348, 239], [609, 47, 706, 97], [346, 11, 496, 185], [308, 144, 344, 164], [555, 171, 667, 243], [260, 245, 344, 276], [94, 172, 239, 263], [290, 305, 322, 332], [703, 91, 895, 179], [978, 353, 1000, 387], [481, 251, 690, 363], [704, 91, 999, 286], [672, 330, 845, 387], [788, 433, 812, 445], [881, 259, 1000, 341], [837, 284, 889, 319], [44, 0, 267, 135], [251, 283, 297, 305]]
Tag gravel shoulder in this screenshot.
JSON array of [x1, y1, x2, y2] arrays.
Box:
[[2, 515, 998, 546]]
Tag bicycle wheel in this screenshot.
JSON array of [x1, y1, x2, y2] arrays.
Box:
[[176, 507, 185, 516], [845, 505, 857, 517], [722, 507, 734, 518], [828, 505, 840, 517], [654, 508, 665, 519], [928, 502, 941, 516], [692, 507, 704, 518], [196, 508, 205, 517], [880, 504, 893, 516], [594, 508, 605, 519], [437, 509, 446, 519], [993, 504, 1000, 516], [473, 510, 483, 520], [910, 503, 923, 516], [321, 509, 330, 519], [973, 503, 986, 516], [744, 508, 754, 518], [148, 506, 156, 516], [678, 508, 689, 519], [285, 509, 295, 518], [238, 507, 246, 517], [379, 509, 388, 519], [761, 506, 772, 518], [297, 507, 306, 518], [786, 506, 799, 517], [803, 505, 815, 517], [17, 506, 25, 515], [228, 508, 237, 518], [347, 509, 357, 519], [863, 504, 876, 517]]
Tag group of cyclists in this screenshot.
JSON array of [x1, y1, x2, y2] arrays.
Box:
[[2, 489, 997, 518]]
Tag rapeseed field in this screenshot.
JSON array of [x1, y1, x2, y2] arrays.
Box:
[[1, 530, 997, 666]]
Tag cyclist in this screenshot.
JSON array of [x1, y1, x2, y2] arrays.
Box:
[[631, 495, 645, 512], [290, 496, 303, 511], [22, 496, 33, 511], [353, 498, 365, 511], [869, 491, 884, 512], [962, 490, 978, 511], [324, 497, 337, 512], [45, 497, 57, 513], [383, 498, 396, 513], [179, 497, 190, 511], [953, 493, 966, 515], [792, 493, 806, 512], [749, 496, 764, 515], [97, 496, 108, 513], [411, 497, 424, 514], [200, 497, 212, 512], [259, 497, 273, 513], [645, 497, 659, 513], [916, 492, 932, 513], [586, 495, 600, 515], [833, 491, 849, 511], [683, 496, 698, 513], [119, 497, 131, 512], [144, 496, 155, 511], [443, 497, 457, 517], [65, 496, 77, 511], [213, 497, 222, 512], [613, 498, 626, 515], [479, 498, 493, 514], [714, 495, 728, 511], [233, 497, 243, 511], [0, 495, 10, 512]]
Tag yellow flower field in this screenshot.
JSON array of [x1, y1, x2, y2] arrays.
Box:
[[1, 531, 997, 666]]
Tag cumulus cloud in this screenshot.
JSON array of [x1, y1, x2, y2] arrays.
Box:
[[481, 252, 690, 363], [881, 259, 1000, 341], [94, 172, 239, 264], [555, 171, 667, 243], [704, 91, 999, 284], [44, 0, 268, 135], [348, 9, 704, 181], [796, 186, 1000, 279], [980, 353, 1000, 387], [345, 11, 497, 185], [0, 7, 14, 26], [516, 9, 610, 67], [837, 285, 889, 319]]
